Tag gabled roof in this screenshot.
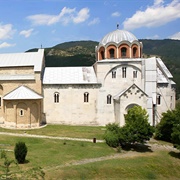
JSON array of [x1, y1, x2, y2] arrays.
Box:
[[3, 86, 43, 100], [157, 58, 173, 78], [43, 67, 98, 84], [0, 49, 44, 72], [113, 84, 148, 100]]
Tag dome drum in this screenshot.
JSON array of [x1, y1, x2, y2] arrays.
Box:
[[96, 29, 143, 60]]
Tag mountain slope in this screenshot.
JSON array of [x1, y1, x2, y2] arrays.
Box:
[[28, 39, 180, 98]]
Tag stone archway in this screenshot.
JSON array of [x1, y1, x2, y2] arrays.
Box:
[[125, 103, 139, 113]]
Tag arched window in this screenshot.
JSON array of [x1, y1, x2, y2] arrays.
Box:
[[109, 48, 115, 58], [100, 51, 105, 59], [133, 47, 137, 58], [122, 67, 127, 78], [54, 92, 59, 103], [19, 109, 24, 116], [112, 70, 116, 78], [84, 92, 89, 103], [121, 47, 127, 58], [107, 94, 112, 104]]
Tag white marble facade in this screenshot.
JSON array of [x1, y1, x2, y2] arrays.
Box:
[[43, 29, 176, 126]]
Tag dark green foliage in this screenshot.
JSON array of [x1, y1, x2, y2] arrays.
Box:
[[14, 142, 28, 164], [171, 123, 180, 150], [155, 104, 180, 145], [155, 110, 176, 142], [104, 123, 120, 147], [104, 106, 154, 148], [121, 106, 154, 145]]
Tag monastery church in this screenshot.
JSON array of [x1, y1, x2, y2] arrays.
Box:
[[0, 28, 176, 128]]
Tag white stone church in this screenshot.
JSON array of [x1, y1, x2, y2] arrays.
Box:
[[0, 28, 176, 128]]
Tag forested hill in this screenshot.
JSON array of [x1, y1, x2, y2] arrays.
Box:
[[28, 39, 180, 98]]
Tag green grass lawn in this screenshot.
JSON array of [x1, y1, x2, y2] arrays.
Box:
[[0, 126, 180, 179], [0, 124, 105, 140]]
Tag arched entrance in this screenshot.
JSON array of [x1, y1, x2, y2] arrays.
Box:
[[125, 103, 139, 113]]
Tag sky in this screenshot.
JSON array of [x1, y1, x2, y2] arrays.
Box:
[[0, 0, 180, 53]]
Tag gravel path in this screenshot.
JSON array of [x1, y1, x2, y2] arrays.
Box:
[[0, 132, 104, 143], [0, 132, 179, 171]]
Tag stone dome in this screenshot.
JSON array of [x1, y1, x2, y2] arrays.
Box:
[[99, 29, 138, 46]]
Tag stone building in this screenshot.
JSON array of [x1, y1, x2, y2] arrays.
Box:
[[43, 29, 176, 127], [0, 49, 44, 128], [0, 28, 176, 128]]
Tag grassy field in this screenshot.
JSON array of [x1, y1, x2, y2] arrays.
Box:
[[0, 124, 105, 140], [0, 125, 180, 179]]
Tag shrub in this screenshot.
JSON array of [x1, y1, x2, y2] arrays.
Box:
[[14, 142, 28, 164], [104, 123, 120, 147]]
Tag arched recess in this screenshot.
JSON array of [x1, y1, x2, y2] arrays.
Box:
[[17, 102, 28, 124], [6, 102, 14, 122], [106, 45, 117, 59], [30, 102, 39, 124], [125, 103, 139, 113], [98, 46, 105, 60], [131, 44, 139, 58], [119, 44, 130, 58]]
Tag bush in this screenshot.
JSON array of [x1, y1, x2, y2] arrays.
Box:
[[155, 110, 176, 142], [104, 123, 120, 147], [14, 142, 28, 164], [104, 106, 154, 148]]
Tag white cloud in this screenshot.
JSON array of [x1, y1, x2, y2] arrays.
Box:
[[123, 0, 180, 30], [169, 32, 180, 40], [0, 24, 15, 40], [111, 12, 120, 17], [73, 8, 89, 23], [88, 18, 100, 26], [0, 42, 16, 49], [19, 28, 34, 38], [27, 7, 89, 26]]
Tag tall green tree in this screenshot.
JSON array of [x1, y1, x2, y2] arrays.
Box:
[[120, 106, 154, 145]]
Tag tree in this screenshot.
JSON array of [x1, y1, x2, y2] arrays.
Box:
[[14, 142, 28, 164], [104, 106, 154, 147], [155, 110, 176, 142], [120, 106, 154, 145], [155, 103, 180, 147]]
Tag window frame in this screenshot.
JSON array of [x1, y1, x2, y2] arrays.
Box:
[[122, 67, 127, 78], [54, 92, 59, 103], [107, 94, 112, 104], [84, 92, 89, 103]]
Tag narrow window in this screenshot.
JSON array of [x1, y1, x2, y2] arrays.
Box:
[[122, 67, 127, 78], [20, 109, 24, 116], [54, 92, 59, 103], [107, 94, 112, 104], [133, 47, 137, 58], [109, 48, 114, 58], [101, 51, 105, 59], [84, 92, 89, 103], [133, 70, 137, 78], [112, 70, 116, 78], [157, 95, 161, 105], [121, 47, 127, 58]]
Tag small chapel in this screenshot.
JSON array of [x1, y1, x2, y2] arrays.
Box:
[[0, 28, 176, 128]]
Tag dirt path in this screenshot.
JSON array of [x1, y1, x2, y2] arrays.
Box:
[[0, 132, 178, 171]]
